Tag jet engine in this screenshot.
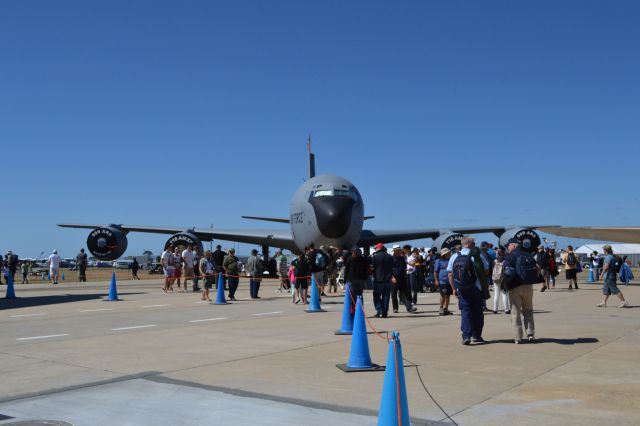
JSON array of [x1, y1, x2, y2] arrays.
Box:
[[87, 227, 128, 261], [499, 228, 541, 252], [432, 233, 464, 253], [165, 232, 203, 254]]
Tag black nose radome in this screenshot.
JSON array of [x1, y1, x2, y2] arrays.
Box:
[[309, 196, 354, 239]]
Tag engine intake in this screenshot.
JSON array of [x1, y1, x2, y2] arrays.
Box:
[[499, 228, 541, 252], [433, 233, 464, 253], [87, 227, 128, 261], [165, 232, 203, 254]]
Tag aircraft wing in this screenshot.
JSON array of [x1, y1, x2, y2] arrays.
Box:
[[58, 223, 296, 251], [538, 226, 640, 244], [358, 225, 561, 246]]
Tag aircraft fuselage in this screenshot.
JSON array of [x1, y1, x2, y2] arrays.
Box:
[[289, 174, 364, 252]]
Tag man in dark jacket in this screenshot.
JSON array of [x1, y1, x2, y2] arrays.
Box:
[[370, 242, 394, 318], [391, 245, 417, 313], [212, 245, 226, 290], [344, 246, 368, 312]]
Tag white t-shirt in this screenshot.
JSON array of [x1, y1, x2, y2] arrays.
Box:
[[161, 250, 172, 267], [181, 249, 194, 268], [49, 254, 61, 269]]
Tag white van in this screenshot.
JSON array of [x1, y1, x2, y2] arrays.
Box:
[[112, 260, 133, 269]]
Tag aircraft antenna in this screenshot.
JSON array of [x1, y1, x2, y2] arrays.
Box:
[[307, 135, 316, 179]]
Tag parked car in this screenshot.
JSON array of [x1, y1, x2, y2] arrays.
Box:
[[148, 262, 164, 274], [113, 260, 133, 269]]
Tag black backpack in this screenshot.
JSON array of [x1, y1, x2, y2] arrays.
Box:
[[516, 252, 539, 285], [566, 252, 577, 267], [615, 256, 624, 273], [452, 254, 477, 290]]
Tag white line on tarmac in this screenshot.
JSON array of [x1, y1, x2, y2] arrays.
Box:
[[79, 308, 114, 313], [188, 317, 227, 323], [10, 313, 45, 318], [111, 325, 157, 331], [253, 311, 283, 316], [142, 304, 170, 308], [17, 334, 69, 341], [194, 301, 209, 304]]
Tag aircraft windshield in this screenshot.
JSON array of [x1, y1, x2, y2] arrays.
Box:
[[313, 189, 358, 201]]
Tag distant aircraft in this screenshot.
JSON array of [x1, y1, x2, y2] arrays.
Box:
[[59, 142, 630, 261]]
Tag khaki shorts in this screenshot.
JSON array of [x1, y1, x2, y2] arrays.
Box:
[[183, 266, 194, 279]]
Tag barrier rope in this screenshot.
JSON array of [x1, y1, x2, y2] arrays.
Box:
[[347, 284, 389, 343]]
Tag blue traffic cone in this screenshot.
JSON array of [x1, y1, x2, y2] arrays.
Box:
[[214, 273, 228, 305], [61, 272, 65, 281], [378, 331, 410, 426], [588, 268, 595, 283], [335, 283, 354, 335], [4, 273, 16, 299], [337, 296, 383, 372], [347, 296, 372, 368], [104, 272, 119, 301], [305, 275, 325, 313]]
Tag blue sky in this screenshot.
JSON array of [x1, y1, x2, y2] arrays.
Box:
[[1, 0, 639, 258]]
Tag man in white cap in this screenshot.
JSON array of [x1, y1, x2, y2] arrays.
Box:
[[48, 250, 62, 284]]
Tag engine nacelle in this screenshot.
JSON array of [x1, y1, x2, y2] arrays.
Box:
[[165, 232, 203, 255], [87, 227, 128, 261], [432, 233, 464, 253], [499, 228, 541, 252]]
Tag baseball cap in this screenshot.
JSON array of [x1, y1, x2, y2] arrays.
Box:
[[374, 243, 385, 251], [440, 247, 451, 256], [480, 241, 489, 248], [506, 238, 520, 245], [392, 244, 401, 250]]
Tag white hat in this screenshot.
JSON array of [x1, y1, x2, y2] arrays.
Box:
[[53, 249, 58, 254], [392, 244, 401, 250]]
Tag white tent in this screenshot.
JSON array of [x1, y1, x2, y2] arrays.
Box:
[[576, 244, 640, 266]]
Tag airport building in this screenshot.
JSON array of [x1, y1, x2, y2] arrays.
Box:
[[575, 244, 640, 266]]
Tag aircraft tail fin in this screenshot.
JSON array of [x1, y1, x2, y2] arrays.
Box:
[[308, 135, 315, 179]]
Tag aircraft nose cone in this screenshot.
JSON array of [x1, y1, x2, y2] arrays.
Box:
[[309, 196, 354, 239]]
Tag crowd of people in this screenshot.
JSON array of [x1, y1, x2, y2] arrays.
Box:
[[154, 238, 634, 347]]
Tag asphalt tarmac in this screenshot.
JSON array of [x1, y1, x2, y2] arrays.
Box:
[[0, 275, 638, 425]]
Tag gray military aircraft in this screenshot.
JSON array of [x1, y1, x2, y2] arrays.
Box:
[[58, 144, 632, 261]]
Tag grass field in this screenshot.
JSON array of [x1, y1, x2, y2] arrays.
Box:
[[22, 268, 161, 283]]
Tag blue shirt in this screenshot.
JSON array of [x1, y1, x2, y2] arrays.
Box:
[[435, 258, 449, 285], [604, 254, 616, 282]]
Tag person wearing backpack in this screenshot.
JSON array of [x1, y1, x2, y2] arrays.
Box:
[[308, 243, 328, 296], [504, 238, 539, 344], [561, 245, 579, 290], [536, 246, 551, 292], [447, 236, 484, 345], [596, 245, 629, 308], [491, 247, 510, 314]]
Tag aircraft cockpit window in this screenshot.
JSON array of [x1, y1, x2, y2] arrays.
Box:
[[313, 189, 333, 198], [334, 189, 358, 201], [313, 189, 358, 201]]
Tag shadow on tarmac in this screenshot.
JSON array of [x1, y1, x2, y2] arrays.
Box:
[[483, 337, 599, 345], [0, 293, 146, 310]]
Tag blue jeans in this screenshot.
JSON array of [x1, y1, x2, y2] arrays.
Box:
[[227, 276, 239, 299], [249, 278, 261, 298], [373, 281, 392, 315], [458, 286, 484, 340]]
